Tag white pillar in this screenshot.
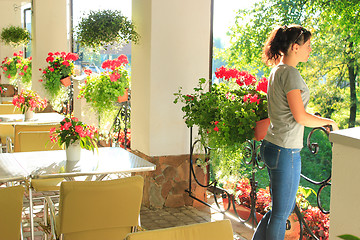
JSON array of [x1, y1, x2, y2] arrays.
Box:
[[31, 0, 70, 98], [329, 127, 360, 239], [0, 0, 24, 83], [131, 0, 211, 156]]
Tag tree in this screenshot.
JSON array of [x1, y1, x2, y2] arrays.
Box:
[[220, 0, 359, 127]]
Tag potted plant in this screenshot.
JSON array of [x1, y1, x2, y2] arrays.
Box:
[[49, 116, 99, 162], [78, 54, 130, 130], [39, 51, 78, 110], [0, 25, 30, 47], [75, 9, 139, 50], [1, 51, 32, 89], [174, 66, 269, 148], [12, 89, 47, 121]]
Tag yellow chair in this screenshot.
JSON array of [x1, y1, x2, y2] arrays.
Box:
[[0, 185, 25, 240], [13, 123, 63, 240], [13, 124, 62, 153], [125, 219, 234, 240], [0, 103, 22, 114], [0, 125, 14, 152], [45, 176, 144, 240]]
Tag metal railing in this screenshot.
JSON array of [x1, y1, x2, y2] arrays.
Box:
[[186, 126, 331, 240]]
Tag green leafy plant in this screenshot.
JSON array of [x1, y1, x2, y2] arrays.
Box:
[[12, 89, 47, 114], [174, 66, 268, 148], [338, 235, 360, 240], [78, 54, 130, 117], [75, 9, 139, 50], [39, 51, 78, 106], [1, 51, 32, 88], [0, 25, 30, 47], [49, 116, 99, 151]]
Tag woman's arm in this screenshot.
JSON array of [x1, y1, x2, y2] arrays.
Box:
[[287, 89, 339, 131]]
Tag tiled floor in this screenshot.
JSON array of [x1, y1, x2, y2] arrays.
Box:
[[21, 191, 255, 240]]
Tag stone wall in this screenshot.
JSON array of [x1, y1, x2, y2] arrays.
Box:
[[132, 150, 207, 209]]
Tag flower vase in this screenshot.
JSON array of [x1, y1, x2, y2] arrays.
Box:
[[66, 140, 82, 162], [24, 110, 34, 121], [117, 88, 129, 103], [60, 76, 71, 87], [254, 118, 270, 141]]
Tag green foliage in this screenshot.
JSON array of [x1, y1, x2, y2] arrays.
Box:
[[79, 72, 128, 115], [78, 55, 130, 132], [0, 25, 30, 47], [220, 0, 360, 128], [310, 84, 346, 118], [338, 235, 360, 240], [174, 69, 268, 149], [75, 10, 139, 50]]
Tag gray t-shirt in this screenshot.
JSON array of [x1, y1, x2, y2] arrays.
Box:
[[264, 63, 310, 149]]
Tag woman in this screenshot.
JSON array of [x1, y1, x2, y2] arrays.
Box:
[[252, 25, 339, 239]]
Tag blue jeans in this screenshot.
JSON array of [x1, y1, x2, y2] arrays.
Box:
[[252, 140, 301, 240]]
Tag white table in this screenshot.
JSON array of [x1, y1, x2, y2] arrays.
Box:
[[0, 112, 64, 125], [0, 147, 156, 240]]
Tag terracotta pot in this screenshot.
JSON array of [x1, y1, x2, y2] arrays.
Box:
[[284, 213, 300, 240], [60, 76, 71, 87], [117, 88, 129, 103], [254, 118, 270, 141], [222, 197, 263, 223], [222, 197, 300, 239]]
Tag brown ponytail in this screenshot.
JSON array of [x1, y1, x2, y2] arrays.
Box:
[[262, 25, 311, 66]]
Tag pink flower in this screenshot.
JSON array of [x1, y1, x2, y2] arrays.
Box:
[[23, 65, 28, 72], [63, 121, 72, 130], [256, 77, 268, 93], [49, 67, 54, 72], [46, 56, 54, 62], [3, 67, 7, 71], [250, 94, 260, 104], [110, 72, 120, 82], [84, 69, 92, 76]]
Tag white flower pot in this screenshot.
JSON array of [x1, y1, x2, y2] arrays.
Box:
[[66, 140, 82, 162], [24, 110, 34, 121]]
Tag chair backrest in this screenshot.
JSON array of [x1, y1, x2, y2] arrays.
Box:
[[0, 125, 14, 145], [0, 185, 25, 240], [14, 124, 62, 152], [59, 176, 144, 240], [125, 219, 234, 240], [0, 104, 22, 114]]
